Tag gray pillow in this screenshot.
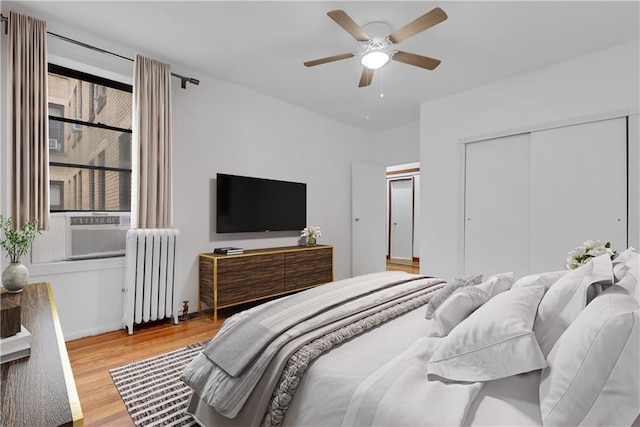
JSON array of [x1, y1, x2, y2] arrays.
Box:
[[425, 274, 483, 319]]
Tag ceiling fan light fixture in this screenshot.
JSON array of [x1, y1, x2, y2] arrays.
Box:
[[361, 51, 390, 70]]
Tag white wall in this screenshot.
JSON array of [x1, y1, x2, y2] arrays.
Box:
[[369, 121, 419, 166], [0, 7, 381, 340], [420, 41, 640, 279], [171, 77, 377, 320]]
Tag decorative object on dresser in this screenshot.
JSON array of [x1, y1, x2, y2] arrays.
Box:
[[301, 225, 322, 246], [0, 325, 32, 364], [1, 283, 83, 426], [0, 215, 41, 293], [122, 228, 181, 335], [199, 245, 333, 321], [0, 296, 21, 337], [214, 247, 244, 255]]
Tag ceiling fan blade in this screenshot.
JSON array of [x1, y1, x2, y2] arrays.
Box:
[[358, 68, 374, 87], [392, 51, 441, 70], [304, 53, 355, 67], [388, 7, 448, 44], [327, 10, 370, 42]]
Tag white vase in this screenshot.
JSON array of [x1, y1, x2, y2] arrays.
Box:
[[2, 262, 29, 293]]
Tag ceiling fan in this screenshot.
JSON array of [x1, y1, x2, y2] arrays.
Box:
[[304, 8, 448, 88]]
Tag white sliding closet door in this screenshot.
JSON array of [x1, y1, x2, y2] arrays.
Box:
[[464, 133, 531, 278], [529, 118, 627, 272]]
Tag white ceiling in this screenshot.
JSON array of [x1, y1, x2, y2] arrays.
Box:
[[7, 1, 640, 131]]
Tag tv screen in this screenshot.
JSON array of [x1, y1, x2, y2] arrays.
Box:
[[216, 173, 307, 233]]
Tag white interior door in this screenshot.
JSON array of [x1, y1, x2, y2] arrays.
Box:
[[529, 118, 627, 272], [464, 133, 531, 278], [389, 178, 414, 260], [352, 162, 386, 276]]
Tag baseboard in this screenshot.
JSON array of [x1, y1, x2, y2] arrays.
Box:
[[63, 322, 123, 342]]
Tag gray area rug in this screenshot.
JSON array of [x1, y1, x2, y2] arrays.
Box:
[[110, 341, 208, 427]]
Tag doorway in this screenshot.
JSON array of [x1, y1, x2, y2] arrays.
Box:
[[386, 163, 420, 273], [389, 178, 413, 259]]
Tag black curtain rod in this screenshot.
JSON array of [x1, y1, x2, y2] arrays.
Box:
[[1, 13, 199, 89]]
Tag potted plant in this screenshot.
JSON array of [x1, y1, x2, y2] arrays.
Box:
[[0, 215, 41, 293]]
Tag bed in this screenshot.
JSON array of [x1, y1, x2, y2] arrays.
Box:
[[181, 248, 640, 427]]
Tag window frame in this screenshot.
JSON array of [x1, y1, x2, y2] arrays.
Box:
[[49, 180, 64, 211], [47, 63, 133, 213]]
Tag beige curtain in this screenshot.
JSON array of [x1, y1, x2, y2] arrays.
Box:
[[132, 55, 173, 229], [8, 11, 49, 230]]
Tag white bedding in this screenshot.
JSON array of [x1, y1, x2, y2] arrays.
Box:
[[282, 306, 538, 427], [187, 303, 542, 427], [184, 272, 446, 423], [185, 254, 640, 427], [464, 372, 542, 426]]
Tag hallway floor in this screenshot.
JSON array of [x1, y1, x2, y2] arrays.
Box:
[[386, 258, 420, 274]]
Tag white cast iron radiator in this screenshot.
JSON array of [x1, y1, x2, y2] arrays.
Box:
[[122, 228, 180, 335]]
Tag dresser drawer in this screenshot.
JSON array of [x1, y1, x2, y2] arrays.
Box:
[[284, 247, 333, 291]]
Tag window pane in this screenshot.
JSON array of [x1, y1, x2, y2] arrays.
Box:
[[48, 121, 131, 169], [50, 166, 131, 212], [50, 181, 63, 210], [48, 72, 132, 129]]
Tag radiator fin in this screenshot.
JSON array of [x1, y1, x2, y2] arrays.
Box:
[[123, 229, 180, 334]]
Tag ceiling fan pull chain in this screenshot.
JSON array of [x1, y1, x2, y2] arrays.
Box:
[[380, 67, 385, 98]]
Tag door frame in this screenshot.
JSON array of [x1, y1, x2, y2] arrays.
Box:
[[388, 177, 415, 260]]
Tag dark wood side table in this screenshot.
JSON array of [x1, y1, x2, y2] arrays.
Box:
[[1, 283, 83, 426]]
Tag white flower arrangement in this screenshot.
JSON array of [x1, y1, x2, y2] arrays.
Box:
[[565, 239, 618, 270], [301, 226, 322, 239], [301, 226, 322, 245]]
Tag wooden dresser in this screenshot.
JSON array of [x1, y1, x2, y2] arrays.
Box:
[[199, 245, 333, 320], [1, 283, 83, 427]]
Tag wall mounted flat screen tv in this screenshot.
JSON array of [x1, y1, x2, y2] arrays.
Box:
[[216, 173, 307, 233]]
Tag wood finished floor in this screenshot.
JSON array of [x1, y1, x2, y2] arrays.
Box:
[[386, 258, 420, 274], [66, 313, 222, 427]]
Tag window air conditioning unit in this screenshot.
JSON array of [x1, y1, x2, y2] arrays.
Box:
[[65, 212, 131, 259], [71, 122, 83, 132], [48, 138, 60, 151]]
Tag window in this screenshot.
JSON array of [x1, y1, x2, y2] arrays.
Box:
[[48, 104, 64, 152], [47, 64, 132, 213], [50, 181, 64, 211], [31, 64, 133, 263], [95, 84, 107, 113]]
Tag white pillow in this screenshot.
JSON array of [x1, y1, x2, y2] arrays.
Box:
[[426, 286, 547, 382], [511, 270, 568, 291], [424, 274, 482, 320], [615, 262, 639, 299], [612, 247, 637, 283], [427, 286, 489, 338], [427, 273, 514, 337], [476, 272, 514, 297], [539, 289, 640, 427], [611, 248, 639, 299], [534, 254, 613, 356]]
